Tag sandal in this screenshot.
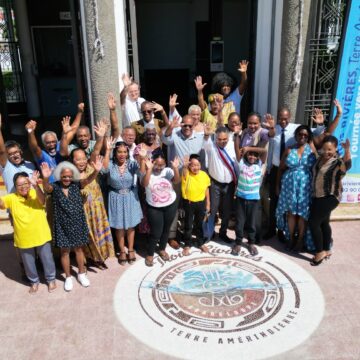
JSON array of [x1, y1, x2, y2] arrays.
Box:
[[48, 280, 57, 293], [118, 251, 127, 266], [159, 250, 170, 261], [182, 247, 191, 256], [231, 245, 241, 256], [29, 283, 39, 294], [145, 256, 154, 267], [248, 244, 259, 256], [200, 244, 209, 253], [127, 250, 136, 265]]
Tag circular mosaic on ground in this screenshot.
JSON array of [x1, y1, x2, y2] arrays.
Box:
[[114, 242, 324, 360]]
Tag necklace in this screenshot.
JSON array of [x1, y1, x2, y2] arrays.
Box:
[[118, 161, 127, 175]]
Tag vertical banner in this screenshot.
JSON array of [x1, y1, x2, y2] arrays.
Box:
[[332, 0, 360, 203]]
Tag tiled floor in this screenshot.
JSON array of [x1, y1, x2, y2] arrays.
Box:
[[1, 220, 360, 360]]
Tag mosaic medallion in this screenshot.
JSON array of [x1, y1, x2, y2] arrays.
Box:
[[114, 242, 324, 360]]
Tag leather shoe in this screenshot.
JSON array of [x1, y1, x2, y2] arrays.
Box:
[[219, 233, 233, 244], [168, 239, 180, 250]]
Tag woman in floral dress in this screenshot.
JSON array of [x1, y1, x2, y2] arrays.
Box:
[[71, 148, 114, 269]]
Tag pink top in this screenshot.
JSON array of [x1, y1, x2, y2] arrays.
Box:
[[145, 168, 176, 207]]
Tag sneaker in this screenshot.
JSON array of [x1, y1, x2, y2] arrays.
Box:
[[64, 276, 73, 292], [78, 272, 90, 287]]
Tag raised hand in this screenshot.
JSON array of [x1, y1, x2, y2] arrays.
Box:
[[263, 114, 275, 129], [40, 162, 52, 179], [311, 108, 324, 125], [194, 76, 207, 91], [151, 102, 163, 113], [92, 155, 104, 172], [107, 92, 116, 110], [169, 94, 179, 108], [29, 170, 40, 186], [145, 158, 153, 170], [215, 94, 224, 109], [183, 155, 190, 168], [171, 115, 181, 128], [94, 118, 107, 137], [78, 103, 85, 113], [25, 120, 37, 133], [333, 99, 343, 114], [106, 136, 116, 151], [204, 124, 214, 137], [341, 139, 350, 151], [122, 73, 133, 87], [61, 116, 72, 134], [171, 156, 180, 169], [238, 60, 249, 73], [138, 144, 147, 159]]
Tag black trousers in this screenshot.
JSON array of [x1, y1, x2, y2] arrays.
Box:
[[146, 201, 177, 256], [308, 196, 339, 253], [183, 199, 206, 247], [210, 179, 235, 236], [268, 165, 279, 234], [235, 198, 260, 245]]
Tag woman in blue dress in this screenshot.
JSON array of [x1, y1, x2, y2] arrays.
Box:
[[275, 125, 316, 251], [103, 141, 143, 265]]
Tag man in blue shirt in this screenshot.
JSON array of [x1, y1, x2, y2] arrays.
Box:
[[0, 115, 35, 193], [162, 115, 205, 248]]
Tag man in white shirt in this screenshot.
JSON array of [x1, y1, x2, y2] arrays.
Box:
[[120, 73, 146, 127], [265, 107, 324, 240], [204, 126, 238, 243]]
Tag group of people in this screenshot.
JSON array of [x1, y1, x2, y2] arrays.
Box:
[[0, 60, 352, 294]]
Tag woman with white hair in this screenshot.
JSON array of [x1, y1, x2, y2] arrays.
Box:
[[41, 157, 103, 291]]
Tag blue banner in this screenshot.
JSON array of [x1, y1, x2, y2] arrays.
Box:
[[332, 0, 360, 203]]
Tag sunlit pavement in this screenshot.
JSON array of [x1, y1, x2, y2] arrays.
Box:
[[0, 220, 360, 360]]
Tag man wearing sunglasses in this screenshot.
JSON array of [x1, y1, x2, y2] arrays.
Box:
[[131, 101, 168, 144]]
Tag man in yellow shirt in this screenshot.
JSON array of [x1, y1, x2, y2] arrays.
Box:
[[0, 172, 56, 294], [181, 154, 211, 255]]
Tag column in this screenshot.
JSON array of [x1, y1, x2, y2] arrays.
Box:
[[80, 0, 121, 129], [277, 0, 312, 122]]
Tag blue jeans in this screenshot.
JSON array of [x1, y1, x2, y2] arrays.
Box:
[[19, 241, 56, 284]]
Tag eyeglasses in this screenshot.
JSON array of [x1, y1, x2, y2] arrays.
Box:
[[61, 175, 73, 179], [8, 150, 21, 157], [142, 110, 153, 114], [182, 124, 193, 128]]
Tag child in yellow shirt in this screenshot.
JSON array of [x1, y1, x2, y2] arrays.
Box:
[[181, 154, 211, 255]]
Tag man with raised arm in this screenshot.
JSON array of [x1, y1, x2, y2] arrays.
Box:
[[120, 73, 146, 127], [0, 114, 35, 193], [24, 103, 84, 175], [203, 126, 238, 243], [132, 101, 168, 144]]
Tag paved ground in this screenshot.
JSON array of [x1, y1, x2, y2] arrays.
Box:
[[0, 220, 360, 360]]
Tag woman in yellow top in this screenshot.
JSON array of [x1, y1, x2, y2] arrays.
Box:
[[0, 171, 56, 294], [200, 93, 235, 132], [181, 154, 211, 255]]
